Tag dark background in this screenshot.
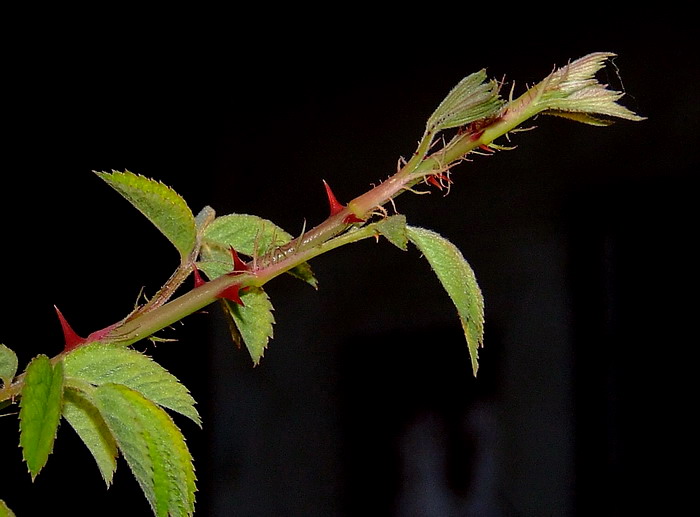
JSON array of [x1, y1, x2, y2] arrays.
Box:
[[1, 18, 696, 517]]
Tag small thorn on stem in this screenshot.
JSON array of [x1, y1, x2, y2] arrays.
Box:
[[323, 180, 345, 217], [218, 284, 245, 306], [343, 213, 365, 224], [192, 264, 206, 288], [228, 247, 249, 274], [54, 305, 87, 351]]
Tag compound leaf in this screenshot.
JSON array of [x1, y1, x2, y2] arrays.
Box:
[[406, 226, 484, 375], [62, 387, 119, 486], [96, 171, 197, 261], [63, 344, 200, 427], [19, 355, 64, 479], [94, 384, 196, 517]]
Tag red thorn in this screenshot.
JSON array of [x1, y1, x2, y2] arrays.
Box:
[[55, 305, 87, 351], [218, 284, 245, 306], [479, 144, 494, 152], [192, 264, 206, 288], [227, 246, 249, 274], [469, 129, 485, 141], [323, 180, 345, 217], [427, 175, 443, 190], [343, 213, 365, 224]]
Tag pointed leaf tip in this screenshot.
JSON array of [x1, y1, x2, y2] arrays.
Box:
[[95, 171, 197, 261], [323, 180, 345, 217], [54, 306, 86, 351], [406, 226, 484, 376]]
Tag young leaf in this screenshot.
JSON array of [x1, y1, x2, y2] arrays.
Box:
[[406, 226, 484, 375], [519, 52, 645, 125], [375, 215, 408, 251], [0, 344, 18, 388], [201, 213, 317, 288], [95, 171, 197, 261], [426, 70, 503, 133], [0, 499, 16, 517], [220, 287, 275, 365], [63, 344, 200, 427], [94, 383, 196, 517], [19, 356, 64, 479], [62, 387, 119, 486]]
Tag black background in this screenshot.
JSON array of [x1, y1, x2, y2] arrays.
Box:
[[1, 15, 696, 517]]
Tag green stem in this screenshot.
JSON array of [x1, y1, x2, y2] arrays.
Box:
[[101, 90, 543, 347], [0, 85, 546, 405]]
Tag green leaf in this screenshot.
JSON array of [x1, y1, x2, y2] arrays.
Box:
[[529, 52, 645, 123], [0, 499, 16, 517], [0, 344, 18, 388], [221, 287, 275, 365], [95, 383, 196, 517], [62, 387, 119, 486], [406, 226, 485, 375], [19, 355, 64, 479], [201, 213, 317, 288], [427, 70, 504, 132], [375, 215, 408, 250], [96, 171, 197, 261], [63, 344, 200, 427]]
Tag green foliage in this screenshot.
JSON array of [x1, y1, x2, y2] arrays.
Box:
[[375, 215, 408, 251], [200, 213, 317, 287], [19, 356, 64, 479], [95, 171, 197, 262], [0, 53, 643, 515], [0, 344, 17, 388], [406, 226, 485, 375], [62, 388, 119, 485], [0, 499, 16, 517], [426, 69, 503, 132], [521, 52, 646, 126], [221, 287, 275, 365], [63, 343, 200, 427], [94, 383, 196, 517]]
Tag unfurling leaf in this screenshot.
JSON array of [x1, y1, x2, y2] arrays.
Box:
[[0, 344, 18, 388], [201, 213, 317, 288], [62, 388, 119, 486], [95, 384, 196, 517], [427, 70, 504, 133], [406, 226, 484, 375], [524, 52, 645, 124], [95, 171, 197, 261], [220, 287, 275, 365], [63, 344, 200, 427], [19, 356, 64, 479]]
